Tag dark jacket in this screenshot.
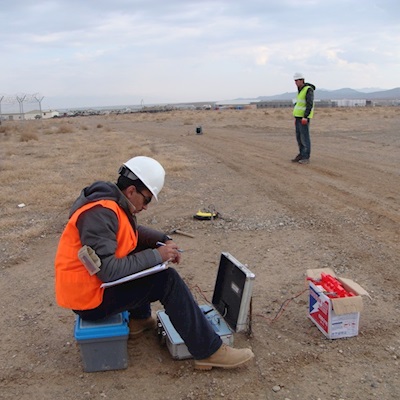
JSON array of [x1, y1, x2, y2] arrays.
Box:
[[71, 181, 167, 282], [299, 83, 316, 119]]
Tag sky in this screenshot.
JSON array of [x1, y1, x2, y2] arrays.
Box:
[[1, 0, 399, 110]]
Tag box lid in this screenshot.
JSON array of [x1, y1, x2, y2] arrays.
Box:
[[74, 311, 129, 340], [331, 295, 363, 315], [336, 277, 370, 297], [211, 252, 255, 332]]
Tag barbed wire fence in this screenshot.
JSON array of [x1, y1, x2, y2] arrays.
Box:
[[0, 93, 44, 124]]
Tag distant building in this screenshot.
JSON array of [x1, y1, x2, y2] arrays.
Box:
[[314, 100, 335, 108], [256, 100, 293, 109], [333, 99, 367, 107], [256, 98, 372, 109], [215, 99, 258, 110], [1, 109, 60, 121], [24, 109, 60, 120]]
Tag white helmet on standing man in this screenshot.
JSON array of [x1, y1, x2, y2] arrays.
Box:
[[119, 156, 165, 201], [293, 72, 305, 80]]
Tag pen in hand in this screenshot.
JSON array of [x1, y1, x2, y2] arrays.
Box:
[[156, 241, 184, 253]]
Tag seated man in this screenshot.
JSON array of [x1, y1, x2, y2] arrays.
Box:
[[55, 156, 254, 370]]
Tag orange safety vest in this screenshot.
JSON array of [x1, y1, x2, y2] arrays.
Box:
[[55, 199, 138, 310]]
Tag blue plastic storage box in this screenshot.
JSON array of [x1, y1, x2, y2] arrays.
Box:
[[74, 311, 129, 372]]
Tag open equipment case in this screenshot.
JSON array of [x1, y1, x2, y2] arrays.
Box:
[[156, 252, 255, 360]]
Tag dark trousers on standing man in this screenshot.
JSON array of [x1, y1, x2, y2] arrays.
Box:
[[295, 117, 311, 160]]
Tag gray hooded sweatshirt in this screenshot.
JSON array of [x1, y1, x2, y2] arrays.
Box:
[[70, 181, 168, 283]]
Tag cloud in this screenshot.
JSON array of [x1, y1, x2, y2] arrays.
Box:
[[0, 0, 399, 108]]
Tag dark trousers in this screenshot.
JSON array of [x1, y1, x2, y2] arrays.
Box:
[[295, 118, 311, 159], [74, 268, 222, 359]]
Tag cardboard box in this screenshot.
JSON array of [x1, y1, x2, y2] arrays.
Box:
[[307, 268, 368, 339], [74, 311, 129, 372]]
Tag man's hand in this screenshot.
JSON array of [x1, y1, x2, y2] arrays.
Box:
[[301, 118, 308, 125], [157, 242, 181, 264]]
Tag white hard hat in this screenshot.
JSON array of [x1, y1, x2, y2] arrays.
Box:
[[293, 72, 305, 80], [120, 156, 165, 201]]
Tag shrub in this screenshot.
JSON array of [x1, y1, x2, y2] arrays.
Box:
[[58, 124, 74, 133], [20, 131, 39, 142]]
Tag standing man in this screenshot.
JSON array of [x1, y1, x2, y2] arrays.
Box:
[[55, 156, 254, 370], [292, 72, 316, 164]]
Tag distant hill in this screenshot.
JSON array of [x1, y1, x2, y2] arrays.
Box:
[[256, 87, 400, 101]]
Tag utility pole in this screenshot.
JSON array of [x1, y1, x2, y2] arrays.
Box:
[[34, 95, 44, 119], [16, 95, 26, 120], [0, 96, 3, 125]]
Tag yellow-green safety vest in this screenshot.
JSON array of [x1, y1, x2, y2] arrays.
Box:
[[293, 86, 314, 118]]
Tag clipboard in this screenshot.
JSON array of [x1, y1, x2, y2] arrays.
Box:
[[100, 262, 168, 288]]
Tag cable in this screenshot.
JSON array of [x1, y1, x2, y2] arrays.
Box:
[[191, 284, 212, 304], [256, 288, 308, 324]]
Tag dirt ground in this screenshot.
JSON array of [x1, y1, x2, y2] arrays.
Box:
[[0, 107, 399, 400]]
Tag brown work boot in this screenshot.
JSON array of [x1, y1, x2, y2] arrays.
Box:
[[194, 344, 254, 370], [291, 154, 302, 162], [129, 316, 156, 338]]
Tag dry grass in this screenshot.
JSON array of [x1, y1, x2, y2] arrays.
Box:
[[57, 122, 74, 133], [0, 115, 187, 264], [20, 130, 39, 142], [1, 106, 398, 267], [2, 106, 400, 400]]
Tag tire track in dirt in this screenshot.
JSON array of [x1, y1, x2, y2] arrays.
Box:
[[182, 127, 399, 228], [176, 126, 400, 290]]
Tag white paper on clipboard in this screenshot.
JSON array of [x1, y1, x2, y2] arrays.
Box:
[[100, 262, 169, 288]]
